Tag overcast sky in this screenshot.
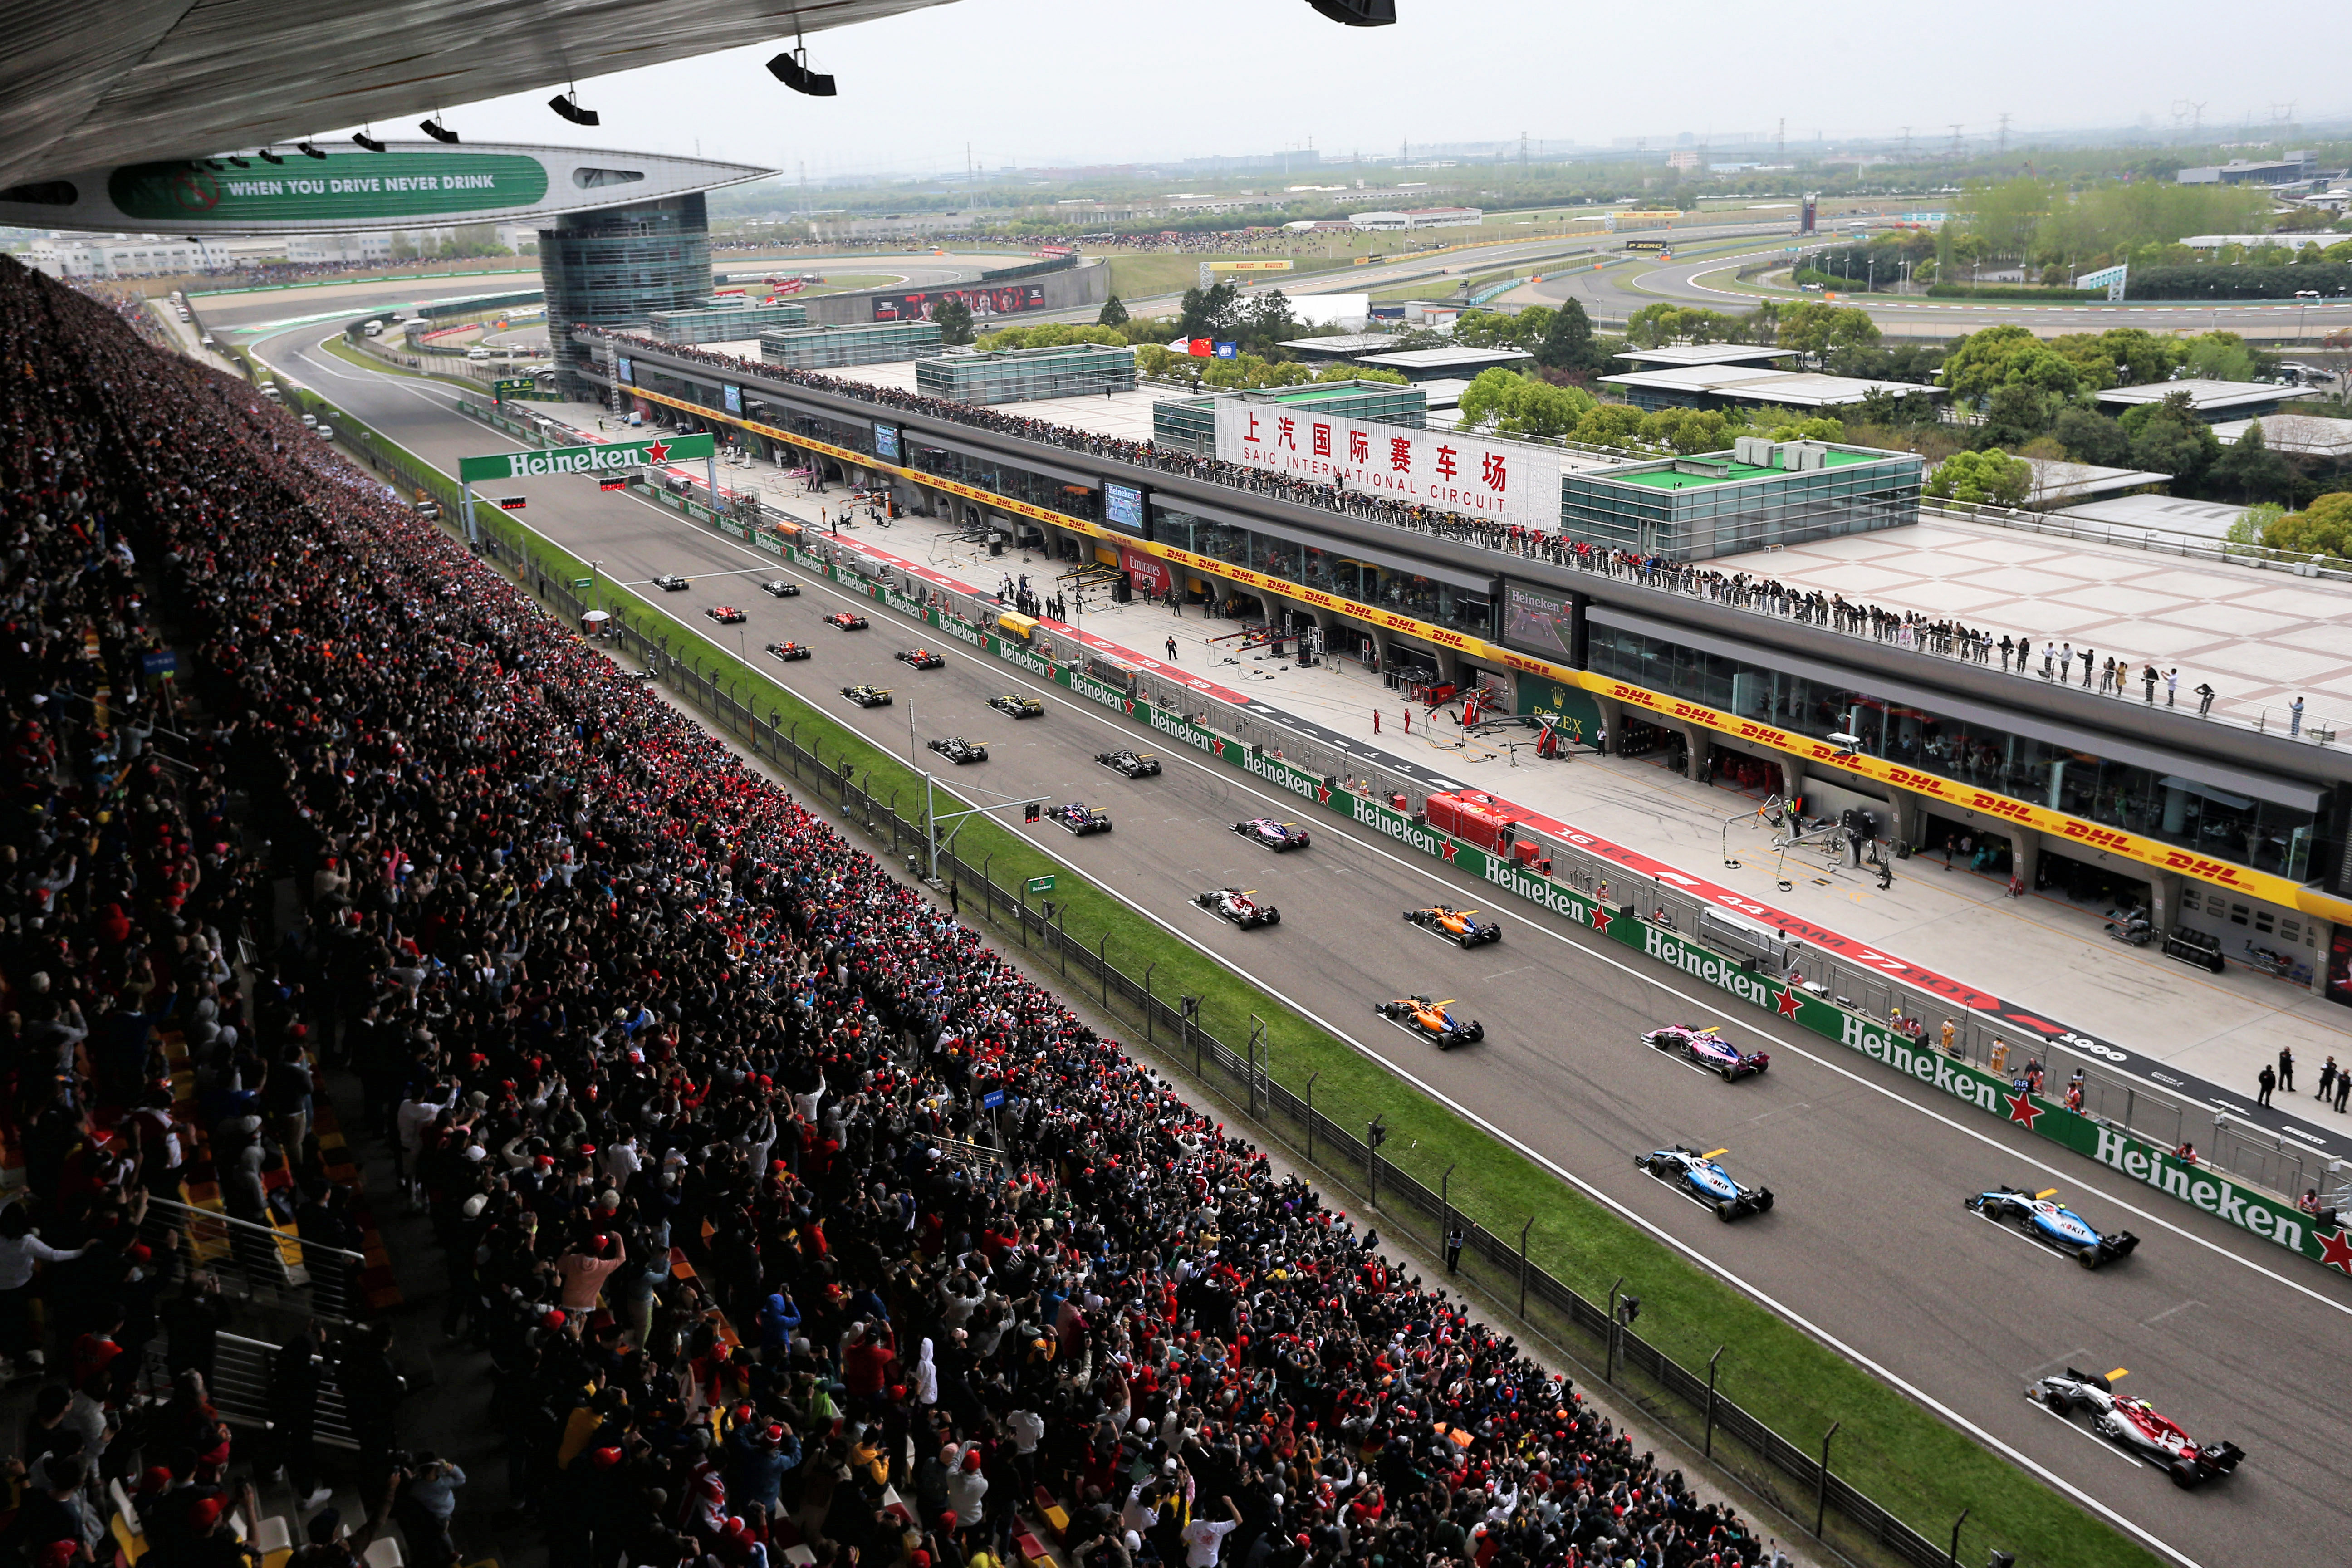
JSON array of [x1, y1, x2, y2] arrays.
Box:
[[380, 0, 2343, 186]]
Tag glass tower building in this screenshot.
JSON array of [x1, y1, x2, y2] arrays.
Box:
[[541, 194, 711, 397]]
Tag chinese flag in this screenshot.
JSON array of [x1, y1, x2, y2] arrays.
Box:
[[1188, 338, 1213, 357]]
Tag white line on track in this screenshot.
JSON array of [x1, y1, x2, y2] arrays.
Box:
[[2032, 1404, 2145, 1469]]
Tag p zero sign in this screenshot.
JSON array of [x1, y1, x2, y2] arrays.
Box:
[[457, 432, 713, 483]]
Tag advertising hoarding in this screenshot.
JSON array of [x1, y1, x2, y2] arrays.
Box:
[[1213, 402, 1558, 533]]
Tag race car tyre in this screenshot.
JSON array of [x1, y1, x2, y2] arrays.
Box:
[[2169, 1460, 2201, 1490], [1438, 1038, 1454, 1051], [1649, 1033, 1671, 1051], [1715, 1200, 1737, 1222], [1720, 1065, 1736, 1082], [2077, 1246, 2103, 1270], [1195, 894, 1212, 908]]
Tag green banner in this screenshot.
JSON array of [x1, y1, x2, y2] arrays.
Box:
[[109, 152, 549, 224], [731, 530, 2352, 1282], [460, 432, 712, 484]]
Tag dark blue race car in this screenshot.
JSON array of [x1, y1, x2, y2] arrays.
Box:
[[1637, 1145, 1774, 1221], [1967, 1186, 2139, 1269]]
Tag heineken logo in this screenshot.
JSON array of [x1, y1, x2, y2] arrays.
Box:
[[1773, 987, 1805, 1019], [2321, 1230, 2352, 1274], [458, 431, 712, 483]]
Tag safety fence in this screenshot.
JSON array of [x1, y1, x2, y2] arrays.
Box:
[[138, 1194, 371, 1326], [142, 1332, 358, 1449]]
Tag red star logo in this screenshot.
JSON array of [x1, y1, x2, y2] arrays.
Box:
[[2004, 1091, 2043, 1131], [1441, 842, 1458, 863], [1589, 905, 1612, 935], [1774, 987, 1805, 1019], [1316, 786, 1332, 804], [643, 437, 672, 464], [1122, 701, 1134, 715], [2320, 1229, 2352, 1275], [1211, 740, 1225, 757]]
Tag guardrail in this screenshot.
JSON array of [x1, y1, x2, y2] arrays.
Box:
[[138, 1194, 370, 1324], [142, 1332, 358, 1449]]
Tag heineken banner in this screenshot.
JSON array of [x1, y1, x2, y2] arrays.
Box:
[[677, 502, 2350, 1283], [461, 432, 712, 484]]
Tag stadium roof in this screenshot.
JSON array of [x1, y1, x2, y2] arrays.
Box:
[[0, 0, 955, 190], [2092, 378, 2323, 415], [1613, 344, 1798, 368], [1597, 363, 1945, 409]]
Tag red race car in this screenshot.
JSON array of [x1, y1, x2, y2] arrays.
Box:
[[824, 612, 869, 631], [706, 605, 746, 624]]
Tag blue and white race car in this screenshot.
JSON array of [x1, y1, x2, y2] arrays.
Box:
[[1967, 1186, 2139, 1269], [1643, 1023, 1769, 1082], [1232, 818, 1310, 853], [1637, 1146, 1774, 1221]]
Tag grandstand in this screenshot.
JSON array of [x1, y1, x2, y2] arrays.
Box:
[[0, 253, 1781, 1568]]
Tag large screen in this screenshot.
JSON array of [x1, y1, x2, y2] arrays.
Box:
[[1501, 580, 1576, 663], [616, 356, 633, 384], [722, 384, 743, 415], [1103, 480, 1147, 533], [873, 422, 902, 462]]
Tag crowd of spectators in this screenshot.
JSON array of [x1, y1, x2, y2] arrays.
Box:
[[0, 256, 1785, 1568], [581, 328, 2218, 717]]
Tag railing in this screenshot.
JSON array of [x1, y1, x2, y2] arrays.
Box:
[[139, 1194, 370, 1325], [143, 1332, 358, 1449]]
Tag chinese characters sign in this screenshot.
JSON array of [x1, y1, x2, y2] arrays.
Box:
[[1213, 404, 1559, 534]]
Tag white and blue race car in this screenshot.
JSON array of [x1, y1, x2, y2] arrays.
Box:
[[1637, 1146, 1774, 1221], [1967, 1186, 2140, 1269], [1643, 1023, 1769, 1082]]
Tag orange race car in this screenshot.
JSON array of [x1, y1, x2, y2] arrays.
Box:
[[1403, 905, 1501, 947], [1373, 995, 1484, 1049]]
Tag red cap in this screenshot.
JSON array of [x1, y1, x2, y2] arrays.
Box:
[[591, 1447, 624, 1469], [189, 1497, 226, 1529], [542, 1309, 567, 1329]]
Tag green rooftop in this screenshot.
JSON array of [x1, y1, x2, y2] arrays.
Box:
[[1610, 448, 1883, 490]]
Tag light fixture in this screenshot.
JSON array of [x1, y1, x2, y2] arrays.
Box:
[[549, 87, 600, 127], [202, 158, 225, 170], [257, 148, 283, 164], [1306, 0, 1396, 22], [298, 142, 327, 159], [767, 43, 835, 97], [352, 129, 385, 153], [225, 156, 249, 168], [420, 117, 458, 144]]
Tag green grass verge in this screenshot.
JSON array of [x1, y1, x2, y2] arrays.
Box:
[[314, 332, 492, 392], [324, 401, 2157, 1568], [1102, 254, 1350, 303]]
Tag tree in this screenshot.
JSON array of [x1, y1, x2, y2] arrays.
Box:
[[2262, 492, 2352, 560], [1317, 363, 1408, 384], [2119, 390, 2220, 485], [1456, 369, 1596, 438], [1940, 325, 2083, 405], [1638, 406, 1730, 454], [1925, 448, 2032, 506], [1855, 387, 1944, 430], [1573, 403, 1649, 448], [1977, 383, 2059, 449], [1776, 303, 1879, 366], [2052, 407, 2132, 467], [2210, 421, 2293, 504], [1536, 298, 1603, 372], [931, 296, 974, 345], [1175, 281, 1241, 340], [2180, 330, 2269, 383], [1097, 295, 1130, 328]]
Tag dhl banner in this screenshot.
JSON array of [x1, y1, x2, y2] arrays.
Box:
[[631, 384, 2349, 921]]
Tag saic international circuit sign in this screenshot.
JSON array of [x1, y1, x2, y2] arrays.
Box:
[[455, 432, 713, 543], [0, 142, 770, 234]]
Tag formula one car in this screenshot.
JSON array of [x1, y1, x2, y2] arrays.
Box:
[[840, 685, 894, 708], [824, 612, 869, 631], [2027, 1371, 2243, 1487], [1636, 1146, 1774, 1220], [1095, 749, 1163, 779], [1643, 1023, 1770, 1082], [764, 641, 812, 662], [989, 695, 1045, 719], [1232, 818, 1310, 853], [927, 736, 988, 765], [706, 605, 747, 624], [896, 648, 946, 670], [1967, 1186, 2140, 1269], [654, 574, 689, 592], [1373, 995, 1483, 1049], [1044, 802, 1112, 836], [1194, 887, 1280, 929], [760, 579, 801, 598], [1404, 905, 1501, 948]]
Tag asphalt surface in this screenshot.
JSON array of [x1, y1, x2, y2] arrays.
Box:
[[254, 323, 2352, 1568]]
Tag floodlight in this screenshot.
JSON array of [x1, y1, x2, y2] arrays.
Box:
[[257, 149, 283, 164], [549, 89, 600, 127], [767, 46, 836, 97], [297, 142, 327, 159], [225, 156, 249, 168], [1306, 0, 1396, 23], [353, 130, 386, 153], [420, 118, 458, 144]]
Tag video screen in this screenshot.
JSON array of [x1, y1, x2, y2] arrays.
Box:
[[1502, 581, 1575, 662]]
